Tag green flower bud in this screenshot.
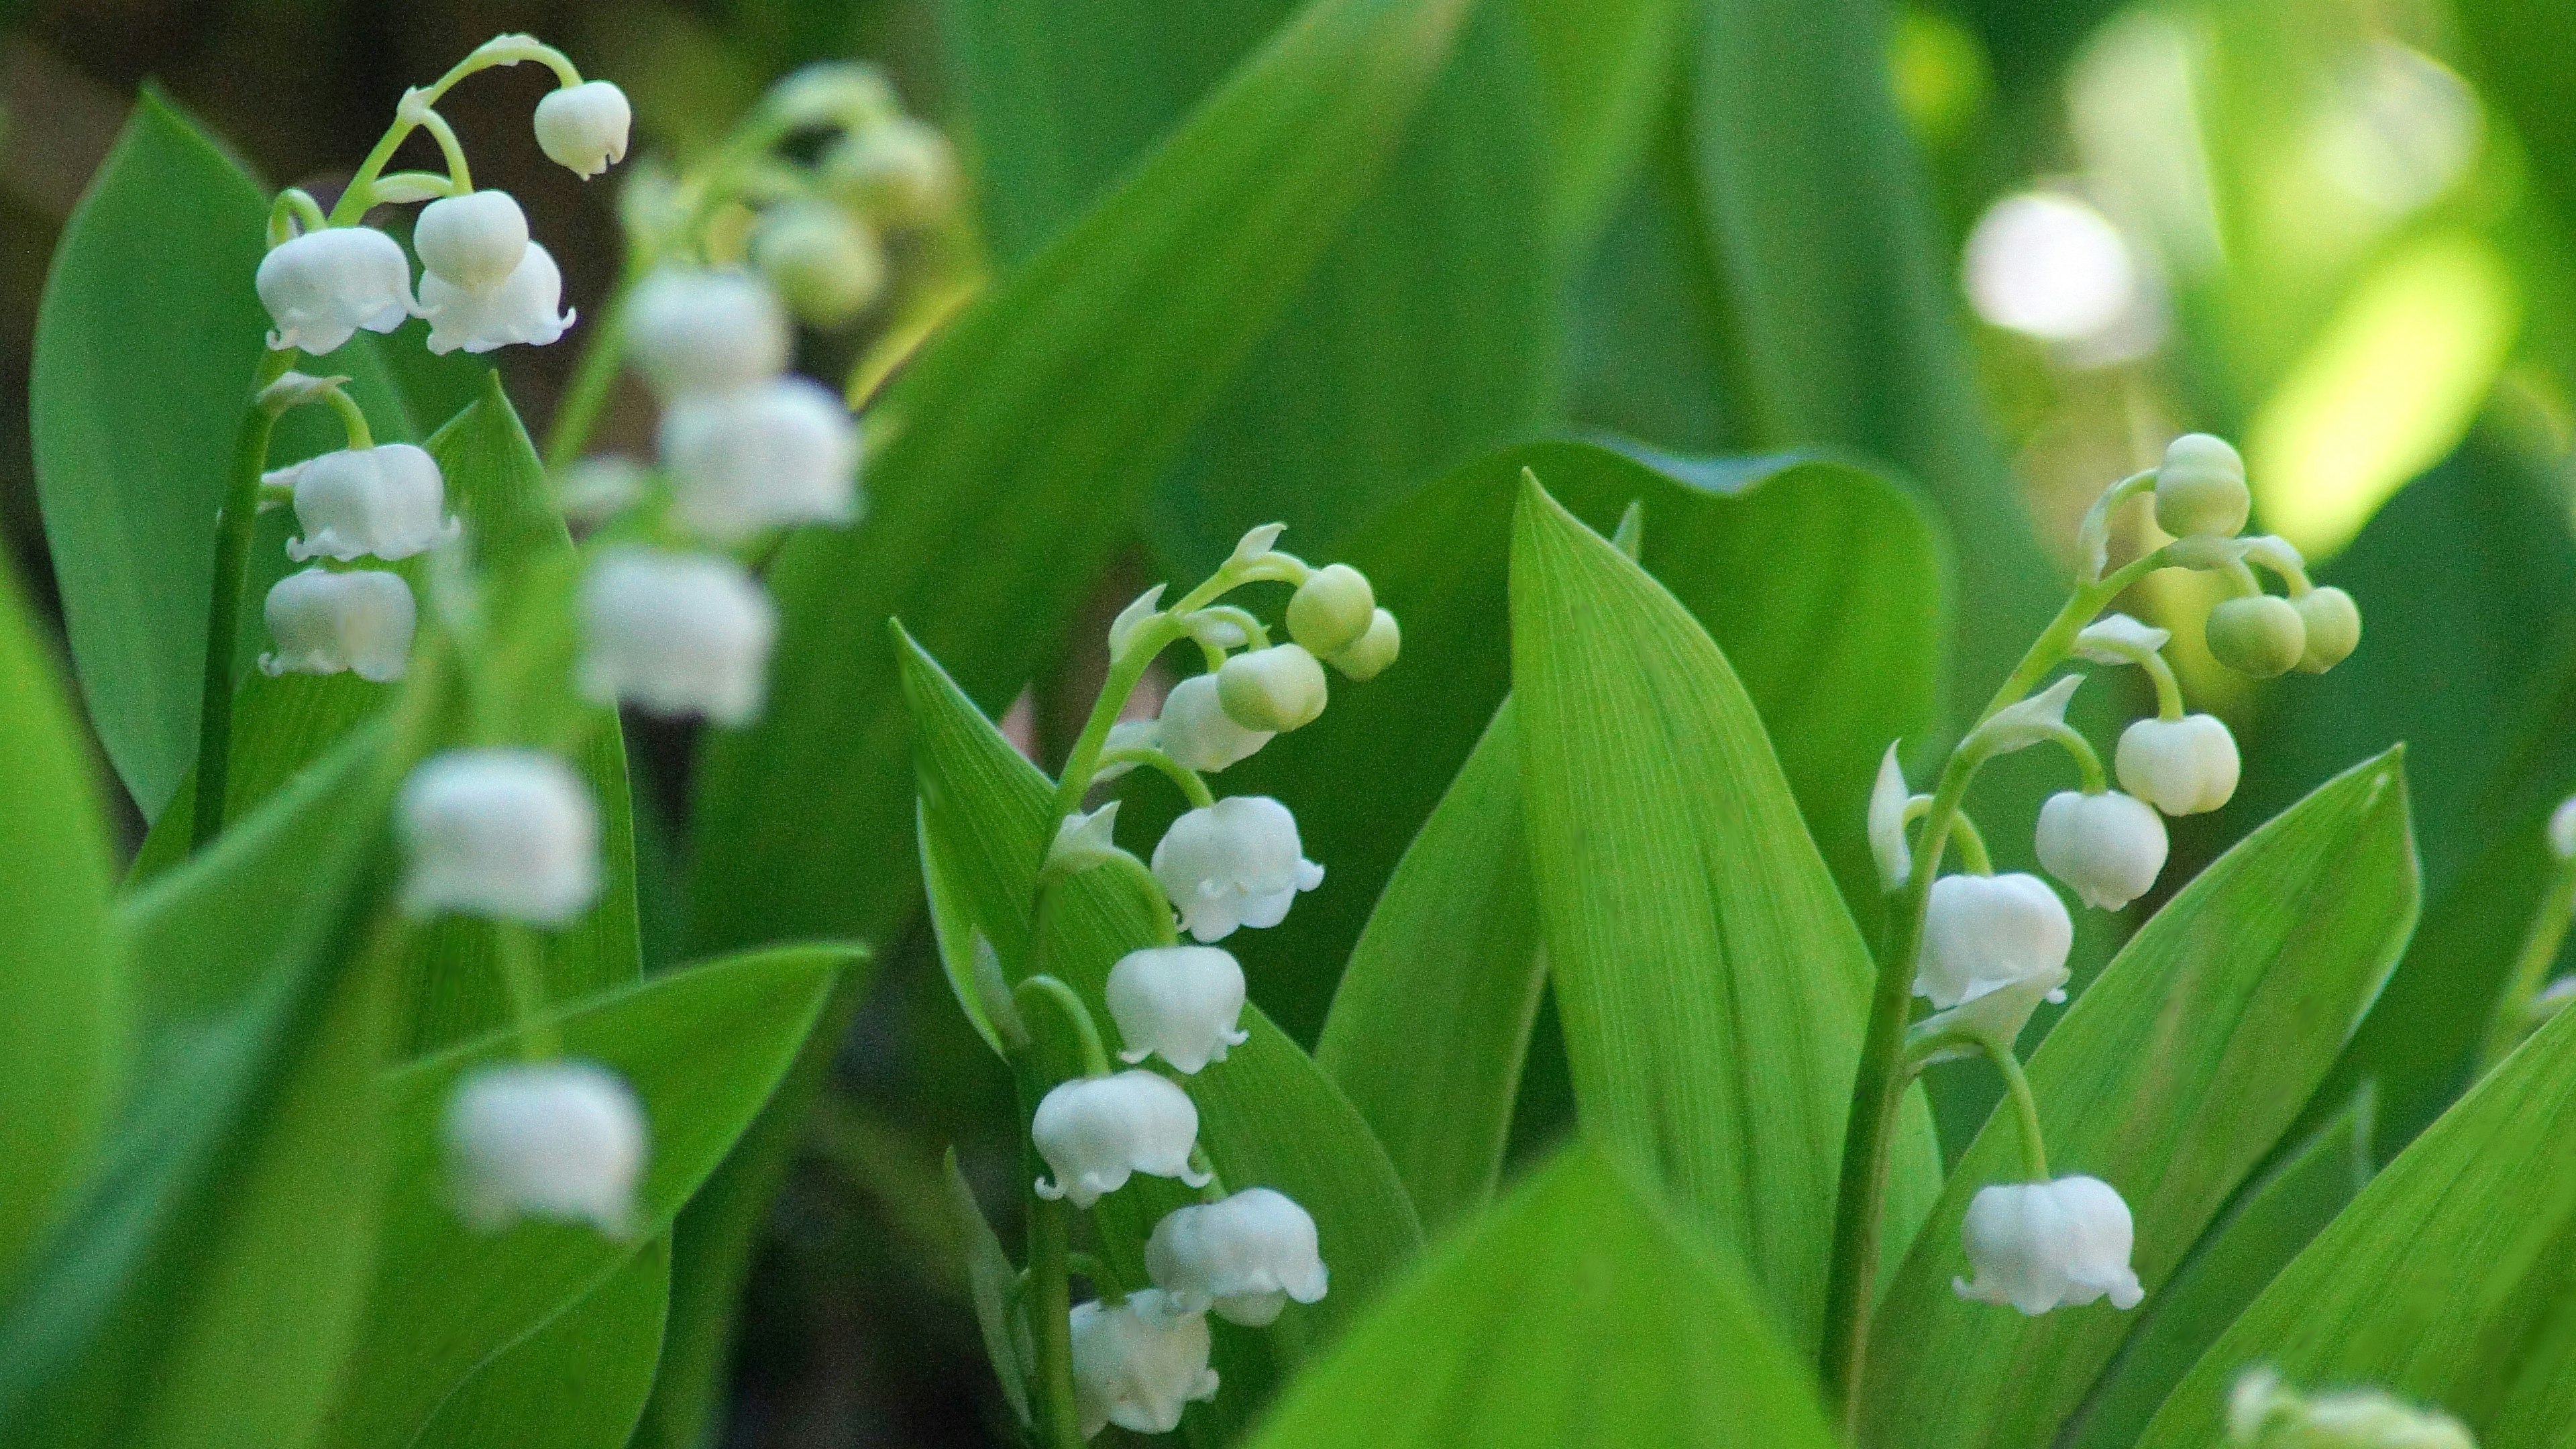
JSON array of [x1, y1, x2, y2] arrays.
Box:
[[1218, 643, 1328, 732], [1285, 563, 1375, 656], [749, 201, 886, 328], [2206, 595, 2306, 678], [2229, 1368, 2474, 1449], [1326, 608, 1401, 681], [821, 116, 957, 229], [2293, 586, 2361, 673], [2155, 433, 2251, 540]]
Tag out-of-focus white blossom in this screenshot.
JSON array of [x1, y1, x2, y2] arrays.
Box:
[[1151, 796, 1324, 943], [822, 116, 958, 227], [749, 200, 887, 327], [445, 1059, 647, 1238], [1069, 1289, 1219, 1438], [256, 226, 417, 355], [1145, 1187, 1328, 1326], [1031, 1071, 1209, 1208], [625, 268, 791, 399], [2228, 1368, 2475, 1449], [398, 749, 601, 924], [260, 566, 415, 682], [286, 443, 457, 562], [659, 376, 859, 541], [576, 548, 777, 724], [1953, 1175, 2144, 1315], [1106, 945, 1248, 1075]]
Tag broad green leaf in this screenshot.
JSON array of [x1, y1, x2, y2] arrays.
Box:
[[0, 720, 396, 1449], [317, 943, 851, 1449], [2063, 1091, 2377, 1449], [2134, 991, 2576, 1448], [1567, 124, 1748, 455], [1315, 701, 1544, 1233], [1506, 472, 1941, 1350], [1516, 0, 1686, 252], [0, 559, 121, 1291], [407, 1237, 672, 1449], [1865, 750, 2419, 1449], [1242, 1141, 1841, 1449], [945, 1148, 1034, 1430]]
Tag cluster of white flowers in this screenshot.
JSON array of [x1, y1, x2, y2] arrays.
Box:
[[258, 434, 454, 684]]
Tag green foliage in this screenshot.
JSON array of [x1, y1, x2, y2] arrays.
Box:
[[407, 1236, 673, 1449]]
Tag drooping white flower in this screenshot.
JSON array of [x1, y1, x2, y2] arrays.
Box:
[[1046, 801, 1124, 874], [256, 225, 417, 355], [2035, 790, 2168, 910], [1216, 643, 1328, 733], [2228, 1368, 2475, 1449], [749, 199, 888, 328], [2116, 714, 2241, 816], [413, 190, 532, 294], [1106, 945, 1248, 1075], [659, 376, 860, 541], [1159, 674, 1271, 773], [286, 443, 458, 562], [1953, 1175, 2143, 1315], [821, 116, 958, 227], [398, 749, 602, 924], [576, 548, 777, 725], [1325, 607, 1401, 682], [1151, 796, 1325, 943], [533, 80, 632, 178], [1285, 563, 1375, 657], [1870, 742, 1914, 891], [420, 240, 573, 354], [260, 567, 415, 682], [1145, 1187, 1328, 1326], [625, 268, 790, 399], [1031, 1071, 1209, 1208], [444, 1059, 646, 1238], [1069, 1289, 1219, 1438], [1917, 873, 2073, 1010]]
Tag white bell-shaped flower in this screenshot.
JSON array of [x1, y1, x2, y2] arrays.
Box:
[[398, 749, 602, 924], [1910, 968, 2070, 1063], [1917, 873, 2073, 1009], [1159, 674, 1271, 773], [625, 268, 790, 399], [256, 225, 417, 355], [1145, 1187, 1328, 1326], [533, 80, 632, 178], [444, 1059, 646, 1238], [2035, 790, 2167, 910], [659, 376, 860, 541], [1031, 1071, 1210, 1209], [2115, 714, 2240, 816], [414, 190, 531, 294], [1069, 1289, 1220, 1438], [260, 566, 415, 682], [421, 239, 573, 354], [749, 200, 887, 328], [286, 443, 457, 562], [576, 548, 777, 725], [1106, 946, 1248, 1075], [1953, 1175, 2143, 1315], [1151, 796, 1325, 943]]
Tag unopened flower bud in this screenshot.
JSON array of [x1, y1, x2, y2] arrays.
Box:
[[1285, 564, 1375, 656], [414, 190, 531, 294], [659, 376, 860, 541], [1146, 1187, 1328, 1326], [749, 201, 887, 328], [577, 548, 778, 724], [1325, 608, 1400, 682], [533, 80, 631, 178], [2206, 595, 2307, 678], [1217, 643, 1328, 733], [1917, 873, 2072, 1009], [626, 268, 791, 398], [2228, 1368, 2475, 1449], [1031, 1071, 1210, 1208], [420, 240, 572, 354], [398, 749, 602, 923], [256, 225, 417, 355], [1158, 673, 1272, 773], [821, 116, 957, 227], [2115, 714, 2240, 816], [2292, 586, 2361, 673], [287, 443, 457, 562], [767, 62, 897, 129], [1152, 796, 1324, 942], [2035, 790, 2167, 910], [1870, 743, 1915, 890], [2154, 433, 2251, 539], [445, 1059, 646, 1238], [1953, 1175, 2143, 1315], [261, 566, 415, 682], [1107, 945, 1248, 1075], [1069, 1289, 1219, 1438]]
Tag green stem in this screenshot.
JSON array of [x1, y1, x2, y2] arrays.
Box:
[[1048, 616, 1183, 823], [323, 385, 374, 450], [191, 348, 302, 850], [1015, 975, 1113, 1078], [1024, 1177, 1085, 1449], [2482, 855, 2576, 1072], [1099, 746, 1216, 810], [414, 107, 474, 191], [1098, 853, 1181, 947], [542, 255, 643, 471], [1982, 1034, 2051, 1180], [1948, 809, 1993, 875], [493, 922, 564, 1061]]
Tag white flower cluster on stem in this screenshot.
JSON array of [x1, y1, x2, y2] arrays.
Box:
[[256, 385, 452, 686]]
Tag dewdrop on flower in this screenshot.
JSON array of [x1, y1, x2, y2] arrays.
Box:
[[576, 549, 777, 725], [398, 749, 601, 924], [2035, 789, 2167, 910], [1953, 1175, 2143, 1315], [1030, 1071, 1209, 1209], [260, 566, 415, 682], [749, 200, 888, 328], [444, 1059, 646, 1238], [286, 443, 458, 562], [1917, 873, 2072, 1010], [1152, 796, 1324, 943], [1216, 643, 1328, 733], [1106, 945, 1249, 1075], [256, 225, 417, 355], [659, 376, 860, 542], [625, 268, 791, 399], [413, 191, 532, 294], [2228, 1368, 2475, 1449], [1069, 1289, 1220, 1438], [1145, 1188, 1328, 1326], [2115, 714, 2240, 816], [1159, 674, 1271, 773], [533, 80, 632, 178]]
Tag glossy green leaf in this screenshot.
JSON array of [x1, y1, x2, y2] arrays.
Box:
[[2135, 989, 2576, 1448], [317, 943, 851, 1449], [0, 559, 121, 1292], [945, 1148, 1034, 1430], [1242, 1141, 1841, 1449], [407, 1237, 672, 1449], [1507, 471, 1941, 1350], [1865, 749, 2419, 1449], [1315, 701, 1544, 1233]]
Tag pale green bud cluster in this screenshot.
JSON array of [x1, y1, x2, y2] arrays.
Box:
[[2228, 1369, 2475, 1449], [2143, 437, 2361, 679]]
